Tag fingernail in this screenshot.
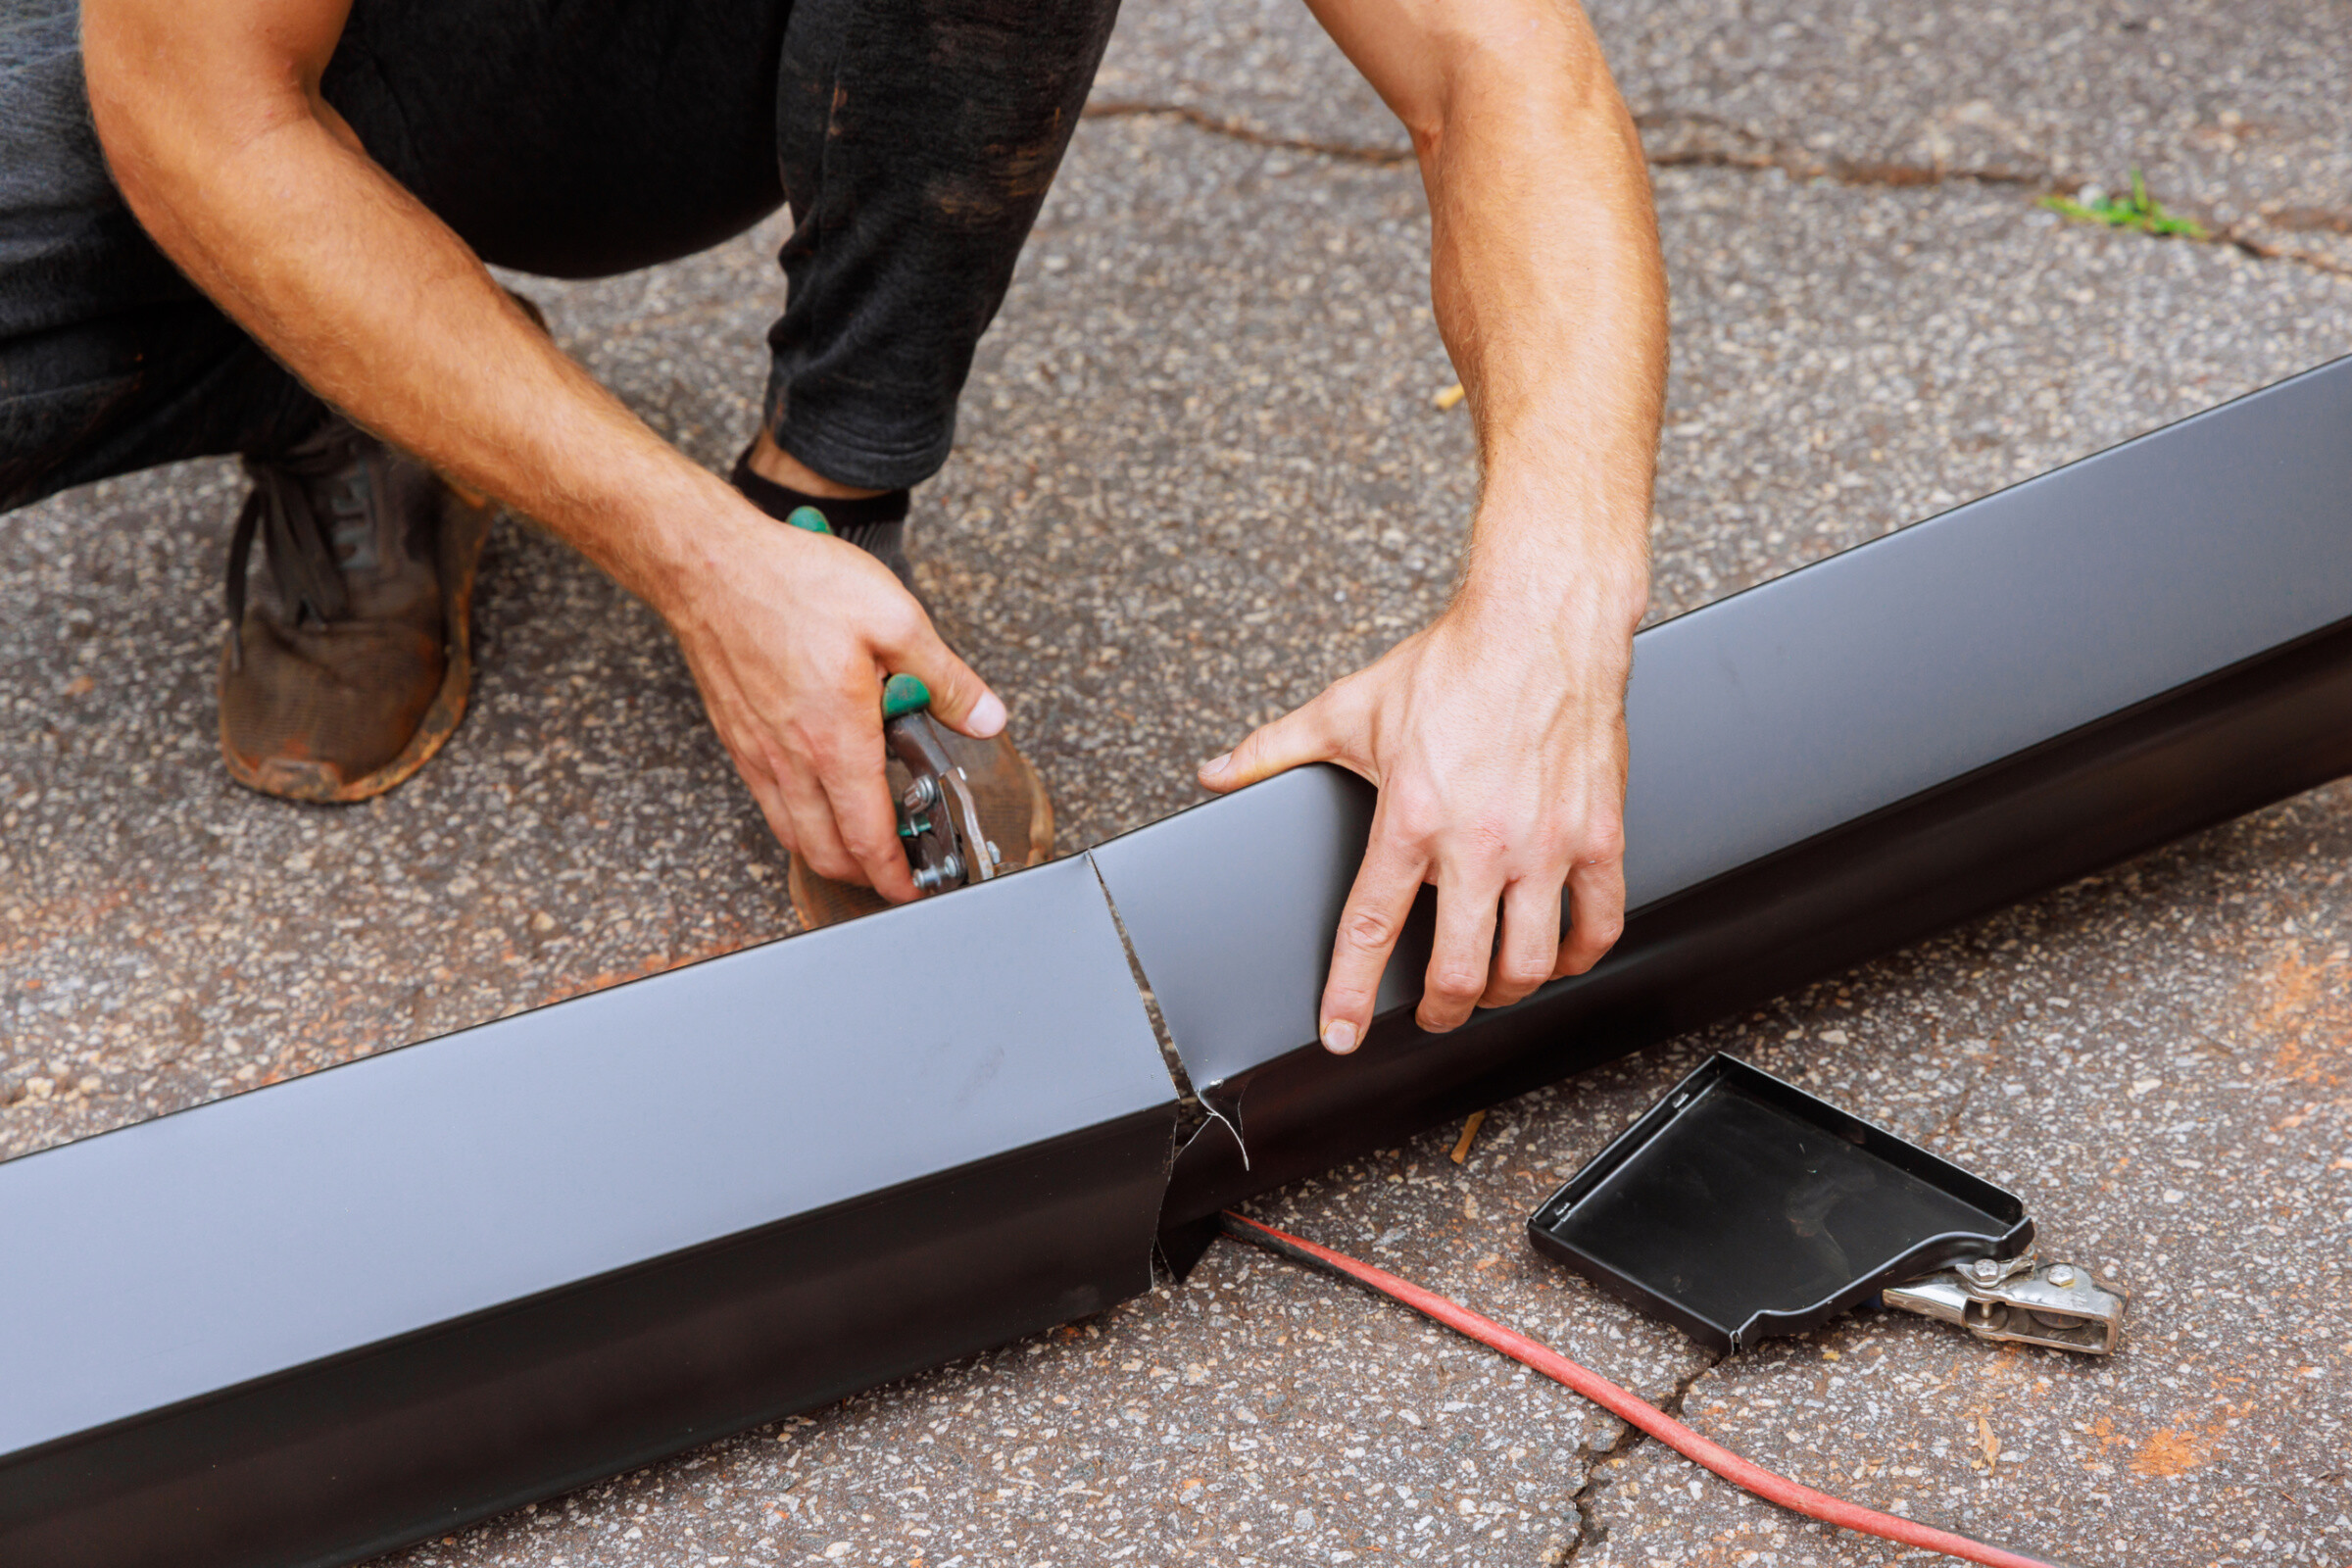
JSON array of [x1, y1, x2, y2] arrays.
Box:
[[969, 692, 1006, 737], [1200, 752, 1233, 778], [1321, 1018, 1358, 1054]]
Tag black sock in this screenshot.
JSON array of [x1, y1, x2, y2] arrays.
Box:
[[729, 446, 910, 531], [730, 445, 917, 592]]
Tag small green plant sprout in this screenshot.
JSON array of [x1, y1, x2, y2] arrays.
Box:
[[2039, 170, 2209, 239]]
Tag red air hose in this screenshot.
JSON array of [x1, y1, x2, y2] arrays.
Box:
[[1218, 1210, 2081, 1568]]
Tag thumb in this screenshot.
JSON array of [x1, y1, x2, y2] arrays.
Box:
[[1199, 696, 1341, 794], [894, 624, 1006, 741]]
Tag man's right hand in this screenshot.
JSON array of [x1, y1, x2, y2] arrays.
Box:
[[650, 503, 1004, 905]]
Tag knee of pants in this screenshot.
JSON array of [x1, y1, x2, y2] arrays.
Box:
[[1, 309, 322, 513]]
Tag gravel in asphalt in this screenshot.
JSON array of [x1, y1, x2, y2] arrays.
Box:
[[3, 4, 2349, 1565]]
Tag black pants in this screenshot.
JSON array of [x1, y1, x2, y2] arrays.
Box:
[[0, 0, 1118, 512]]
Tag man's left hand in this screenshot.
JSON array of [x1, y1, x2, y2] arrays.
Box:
[[1198, 538, 1644, 1053]]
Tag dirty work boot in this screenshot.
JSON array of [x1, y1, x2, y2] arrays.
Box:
[[218, 413, 493, 802], [730, 450, 1054, 930]]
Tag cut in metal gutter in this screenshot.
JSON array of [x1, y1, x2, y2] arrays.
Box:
[[4, 356, 2348, 1566]]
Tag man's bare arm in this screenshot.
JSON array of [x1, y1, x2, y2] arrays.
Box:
[[81, 0, 1001, 901], [1199, 0, 1665, 1048]]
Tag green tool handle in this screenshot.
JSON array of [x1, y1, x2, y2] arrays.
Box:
[[882, 673, 931, 720], [785, 507, 931, 722]]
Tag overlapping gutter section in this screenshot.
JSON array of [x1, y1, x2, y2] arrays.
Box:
[[0, 858, 1175, 1568], [1096, 354, 2352, 1250]]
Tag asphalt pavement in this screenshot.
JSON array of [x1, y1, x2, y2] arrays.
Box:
[[2, 1, 2347, 1564]]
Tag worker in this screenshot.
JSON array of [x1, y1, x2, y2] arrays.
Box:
[[1, 0, 1664, 1054]]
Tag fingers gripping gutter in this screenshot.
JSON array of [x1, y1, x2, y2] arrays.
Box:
[[1419, 845, 1510, 1034], [1319, 855, 1607, 1053], [1192, 635, 1634, 1054], [1314, 837, 1424, 1054], [1556, 853, 1626, 980], [1318, 826, 1578, 1050], [1484, 874, 1565, 1009]]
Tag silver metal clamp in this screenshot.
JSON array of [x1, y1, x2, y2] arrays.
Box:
[[1883, 1254, 2126, 1355]]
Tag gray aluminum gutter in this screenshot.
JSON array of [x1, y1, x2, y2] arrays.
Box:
[[0, 857, 1173, 1567], [4, 355, 2348, 1565]]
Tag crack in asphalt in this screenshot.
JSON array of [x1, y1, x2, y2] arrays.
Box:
[[1083, 98, 1416, 166], [2206, 220, 2352, 280], [1641, 117, 2351, 277], [1556, 1350, 1725, 1565], [1635, 108, 2046, 192], [1929, 1029, 2011, 1149], [1083, 99, 2352, 280]]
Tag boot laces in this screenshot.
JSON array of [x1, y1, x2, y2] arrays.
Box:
[[224, 423, 370, 670]]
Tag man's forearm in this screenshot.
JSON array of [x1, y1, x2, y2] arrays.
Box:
[[1202, 0, 1662, 1044], [82, 14, 737, 612], [1420, 14, 1665, 622], [1300, 0, 1664, 612]]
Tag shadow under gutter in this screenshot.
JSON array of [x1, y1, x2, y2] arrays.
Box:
[[3, 355, 2347, 1566]]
